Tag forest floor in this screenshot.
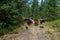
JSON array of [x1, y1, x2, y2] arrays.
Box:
[[0, 22, 60, 40]]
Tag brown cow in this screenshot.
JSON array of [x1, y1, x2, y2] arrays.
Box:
[[34, 19, 39, 26]]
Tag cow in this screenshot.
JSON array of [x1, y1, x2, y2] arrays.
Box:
[[34, 19, 39, 26], [24, 18, 33, 26], [24, 18, 33, 29], [40, 19, 46, 24]]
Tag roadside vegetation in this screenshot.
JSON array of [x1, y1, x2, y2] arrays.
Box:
[[43, 19, 60, 32]]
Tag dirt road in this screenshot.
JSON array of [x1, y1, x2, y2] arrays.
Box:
[[1, 24, 60, 40]]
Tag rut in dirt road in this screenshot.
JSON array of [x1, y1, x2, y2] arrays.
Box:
[[18, 26, 52, 40]]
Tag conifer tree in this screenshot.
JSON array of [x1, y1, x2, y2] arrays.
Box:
[[31, 0, 38, 18]]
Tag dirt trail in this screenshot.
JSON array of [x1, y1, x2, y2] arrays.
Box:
[[0, 24, 60, 40]]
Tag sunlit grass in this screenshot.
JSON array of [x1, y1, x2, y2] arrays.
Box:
[[43, 19, 60, 32]]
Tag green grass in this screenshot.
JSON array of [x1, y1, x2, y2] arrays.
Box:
[[49, 20, 60, 26], [46, 19, 60, 32]]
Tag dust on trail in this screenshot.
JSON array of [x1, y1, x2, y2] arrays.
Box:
[[0, 24, 60, 40]]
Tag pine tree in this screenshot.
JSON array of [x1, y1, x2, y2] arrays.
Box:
[[0, 0, 26, 35], [47, 0, 58, 20], [31, 0, 38, 19], [39, 0, 58, 20]]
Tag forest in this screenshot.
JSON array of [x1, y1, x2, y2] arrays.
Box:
[[0, 0, 60, 40]]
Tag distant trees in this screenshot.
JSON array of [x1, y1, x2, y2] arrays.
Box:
[[24, 0, 60, 20], [31, 0, 39, 19], [39, 0, 59, 21], [47, 0, 58, 20], [17, 0, 26, 17]]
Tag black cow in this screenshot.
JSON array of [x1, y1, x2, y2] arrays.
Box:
[[40, 19, 46, 24], [24, 18, 32, 26]]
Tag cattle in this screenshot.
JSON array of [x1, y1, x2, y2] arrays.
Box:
[[40, 19, 46, 24], [34, 19, 39, 26], [24, 18, 33, 30], [24, 18, 33, 26], [24, 18, 29, 22]]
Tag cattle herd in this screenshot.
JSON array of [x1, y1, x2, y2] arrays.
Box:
[[24, 18, 46, 29]]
